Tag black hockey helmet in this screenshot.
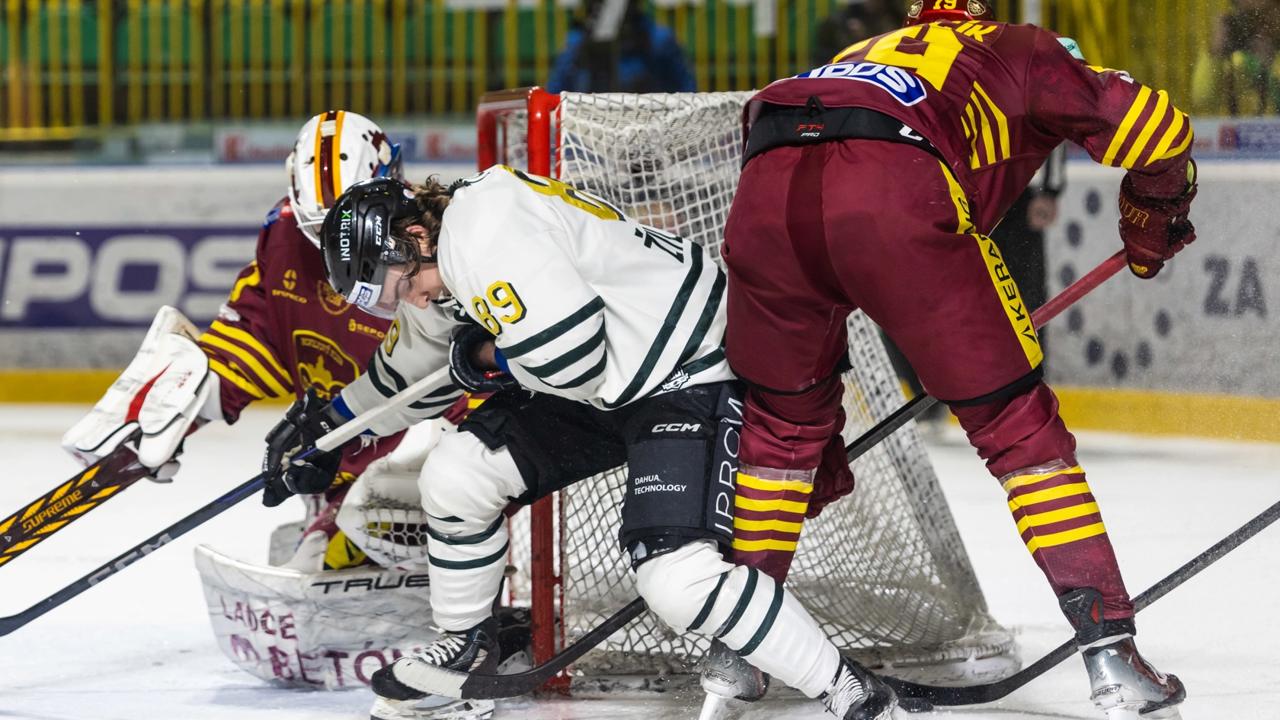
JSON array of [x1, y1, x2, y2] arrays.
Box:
[[320, 176, 422, 318]]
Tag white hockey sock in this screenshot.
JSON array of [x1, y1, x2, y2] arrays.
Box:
[[635, 541, 841, 698], [425, 515, 509, 632]]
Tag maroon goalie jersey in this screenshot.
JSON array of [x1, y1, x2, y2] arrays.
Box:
[[197, 199, 400, 479], [749, 20, 1193, 232]]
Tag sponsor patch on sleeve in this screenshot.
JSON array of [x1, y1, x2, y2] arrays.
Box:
[[1058, 37, 1085, 61]]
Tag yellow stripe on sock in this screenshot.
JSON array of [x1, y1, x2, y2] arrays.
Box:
[[1016, 501, 1100, 533], [732, 537, 799, 553], [736, 473, 814, 495], [1001, 465, 1084, 493], [1025, 522, 1108, 553], [734, 495, 810, 515], [733, 517, 805, 534], [1007, 482, 1093, 512]]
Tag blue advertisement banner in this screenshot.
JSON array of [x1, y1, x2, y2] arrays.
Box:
[[0, 228, 257, 328]]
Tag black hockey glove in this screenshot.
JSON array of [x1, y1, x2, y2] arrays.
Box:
[[449, 323, 520, 394], [261, 388, 346, 507]]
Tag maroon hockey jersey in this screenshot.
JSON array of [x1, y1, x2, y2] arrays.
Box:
[[197, 199, 400, 479], [749, 20, 1193, 232]]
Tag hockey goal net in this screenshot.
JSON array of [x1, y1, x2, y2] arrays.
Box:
[[475, 88, 1017, 691]]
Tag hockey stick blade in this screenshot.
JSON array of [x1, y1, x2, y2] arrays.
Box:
[[425, 598, 649, 700], [0, 441, 150, 568], [0, 366, 451, 637], [886, 495, 1280, 710], [843, 250, 1127, 463], [0, 472, 266, 637]]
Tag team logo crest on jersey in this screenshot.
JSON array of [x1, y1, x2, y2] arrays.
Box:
[[293, 330, 359, 400], [317, 280, 351, 316], [796, 61, 928, 106]]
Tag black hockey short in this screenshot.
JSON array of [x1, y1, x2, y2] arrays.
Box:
[[458, 382, 743, 567]]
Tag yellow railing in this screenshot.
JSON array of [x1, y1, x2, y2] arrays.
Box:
[[0, 1, 1224, 143], [1043, 0, 1229, 111]]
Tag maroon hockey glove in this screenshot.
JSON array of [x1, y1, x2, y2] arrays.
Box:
[[1117, 164, 1197, 279]]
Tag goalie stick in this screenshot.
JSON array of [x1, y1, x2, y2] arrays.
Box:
[[0, 366, 450, 637], [0, 440, 150, 567], [843, 249, 1128, 463], [888, 493, 1280, 712]]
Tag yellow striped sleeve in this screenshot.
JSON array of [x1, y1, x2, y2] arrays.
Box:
[[1103, 86, 1152, 166], [973, 82, 1010, 160], [209, 321, 291, 380], [201, 332, 290, 398], [1121, 90, 1170, 169], [209, 358, 267, 400]]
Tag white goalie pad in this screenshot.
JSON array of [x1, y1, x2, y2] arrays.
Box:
[[336, 420, 442, 569], [194, 544, 439, 690]]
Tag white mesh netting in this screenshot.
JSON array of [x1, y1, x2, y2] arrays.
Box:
[[491, 91, 1017, 686]]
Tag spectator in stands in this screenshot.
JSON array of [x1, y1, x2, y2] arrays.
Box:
[[1192, 0, 1280, 115], [813, 0, 906, 65], [546, 0, 696, 93]]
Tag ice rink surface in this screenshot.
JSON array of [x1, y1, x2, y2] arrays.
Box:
[[1, 405, 1277, 720]]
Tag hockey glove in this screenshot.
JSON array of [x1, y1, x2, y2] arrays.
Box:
[[449, 323, 520, 394], [1118, 161, 1197, 279], [62, 306, 219, 481], [261, 388, 346, 507]]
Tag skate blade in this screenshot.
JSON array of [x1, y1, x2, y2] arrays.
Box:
[[371, 696, 495, 720], [697, 692, 747, 720]]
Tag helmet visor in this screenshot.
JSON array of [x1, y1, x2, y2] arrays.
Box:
[[344, 263, 412, 320]]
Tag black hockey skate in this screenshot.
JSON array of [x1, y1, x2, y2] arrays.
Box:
[[371, 617, 501, 702], [820, 656, 898, 720], [1061, 588, 1185, 720], [700, 639, 770, 701]]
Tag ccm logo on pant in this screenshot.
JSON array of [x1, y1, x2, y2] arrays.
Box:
[[652, 423, 702, 433]]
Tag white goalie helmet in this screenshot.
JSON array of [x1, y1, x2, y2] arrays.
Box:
[[287, 110, 403, 248]]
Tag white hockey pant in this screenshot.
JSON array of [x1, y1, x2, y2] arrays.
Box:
[[636, 541, 841, 698], [418, 429, 525, 632]]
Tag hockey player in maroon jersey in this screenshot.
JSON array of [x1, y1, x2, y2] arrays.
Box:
[[62, 110, 409, 570], [713, 2, 1195, 718]]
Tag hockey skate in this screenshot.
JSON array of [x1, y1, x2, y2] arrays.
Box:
[[1082, 637, 1185, 720], [1060, 588, 1184, 720], [697, 640, 770, 720], [371, 616, 501, 703], [820, 656, 898, 720]]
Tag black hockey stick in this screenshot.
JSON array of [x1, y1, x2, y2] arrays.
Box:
[[0, 471, 266, 637], [0, 440, 150, 568], [843, 250, 1127, 463], [888, 494, 1280, 712], [0, 366, 450, 638]]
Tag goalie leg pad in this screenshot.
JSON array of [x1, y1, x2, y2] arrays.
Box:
[[418, 429, 526, 632], [635, 540, 841, 699], [951, 382, 1133, 619]]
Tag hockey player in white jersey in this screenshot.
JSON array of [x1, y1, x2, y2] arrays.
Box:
[[259, 167, 898, 720]]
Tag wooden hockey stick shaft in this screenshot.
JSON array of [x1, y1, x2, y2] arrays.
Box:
[[0, 366, 450, 637], [0, 440, 150, 567], [843, 250, 1128, 463], [888, 495, 1280, 710]]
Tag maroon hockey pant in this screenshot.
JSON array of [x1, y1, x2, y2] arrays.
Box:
[[723, 140, 1133, 620]]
